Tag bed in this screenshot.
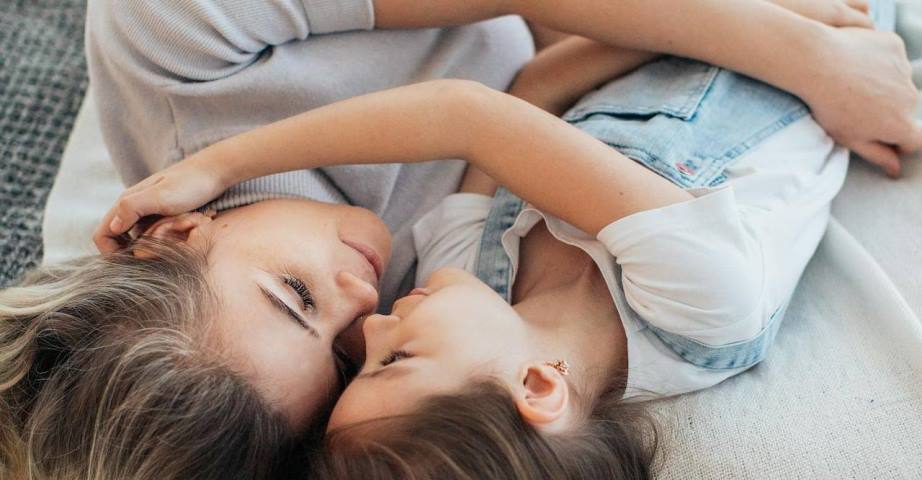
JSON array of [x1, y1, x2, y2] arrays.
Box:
[[41, 14, 922, 480]]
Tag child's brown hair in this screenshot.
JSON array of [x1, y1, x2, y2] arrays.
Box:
[[311, 379, 658, 480]]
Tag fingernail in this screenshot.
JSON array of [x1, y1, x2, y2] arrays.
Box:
[[110, 216, 123, 232]]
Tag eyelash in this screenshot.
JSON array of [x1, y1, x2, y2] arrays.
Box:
[[380, 350, 412, 367], [282, 273, 315, 311]]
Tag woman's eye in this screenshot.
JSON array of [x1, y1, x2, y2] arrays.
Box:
[[380, 350, 412, 367], [283, 274, 315, 311]]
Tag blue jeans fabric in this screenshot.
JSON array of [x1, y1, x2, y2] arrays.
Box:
[[562, 57, 808, 188]]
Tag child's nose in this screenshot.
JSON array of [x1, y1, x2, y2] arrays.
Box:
[[362, 313, 399, 340]]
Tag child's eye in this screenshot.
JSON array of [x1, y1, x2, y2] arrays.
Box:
[[380, 350, 412, 367]]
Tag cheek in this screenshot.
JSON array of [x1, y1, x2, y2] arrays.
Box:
[[327, 383, 394, 431], [222, 315, 339, 426], [434, 321, 513, 374], [267, 352, 340, 428]]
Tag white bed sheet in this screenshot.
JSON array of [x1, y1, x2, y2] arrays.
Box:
[[42, 63, 922, 477]]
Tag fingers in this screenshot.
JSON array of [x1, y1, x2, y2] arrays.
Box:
[[107, 188, 165, 236], [836, 4, 874, 28], [850, 140, 902, 178], [93, 212, 123, 254], [897, 121, 922, 157], [92, 188, 164, 254], [845, 0, 869, 14]]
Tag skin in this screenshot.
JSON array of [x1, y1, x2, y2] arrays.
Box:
[[150, 199, 391, 428], [327, 267, 624, 433]]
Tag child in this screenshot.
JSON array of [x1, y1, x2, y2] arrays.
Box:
[[308, 38, 849, 479]]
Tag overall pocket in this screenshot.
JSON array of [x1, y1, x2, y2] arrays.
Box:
[[563, 57, 719, 123], [563, 57, 808, 188]]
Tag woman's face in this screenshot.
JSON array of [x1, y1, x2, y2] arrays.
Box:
[[189, 199, 392, 428], [326, 268, 528, 431]]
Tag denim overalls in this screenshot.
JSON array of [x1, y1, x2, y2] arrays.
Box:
[[475, 60, 807, 370]]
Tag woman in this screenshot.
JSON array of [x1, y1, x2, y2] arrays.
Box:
[[1, 1, 919, 479]]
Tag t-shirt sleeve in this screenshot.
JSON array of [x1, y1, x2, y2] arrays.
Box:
[[412, 193, 494, 285], [597, 187, 767, 344], [88, 0, 375, 82]]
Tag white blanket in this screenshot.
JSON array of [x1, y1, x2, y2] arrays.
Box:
[[653, 60, 922, 478], [43, 63, 922, 477]]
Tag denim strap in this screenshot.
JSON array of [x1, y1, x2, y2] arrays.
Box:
[[474, 187, 526, 303], [643, 304, 788, 370]]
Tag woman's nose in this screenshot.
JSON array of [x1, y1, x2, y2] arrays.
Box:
[[335, 270, 379, 319]]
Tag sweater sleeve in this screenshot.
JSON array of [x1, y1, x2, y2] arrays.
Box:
[[87, 0, 375, 82]]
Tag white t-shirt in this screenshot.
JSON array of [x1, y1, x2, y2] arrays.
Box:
[[412, 117, 849, 400]]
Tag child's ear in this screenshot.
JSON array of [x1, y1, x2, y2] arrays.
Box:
[[512, 363, 571, 433], [132, 212, 214, 258]]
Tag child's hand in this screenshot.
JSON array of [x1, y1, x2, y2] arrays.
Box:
[[769, 0, 874, 28], [93, 153, 228, 253]]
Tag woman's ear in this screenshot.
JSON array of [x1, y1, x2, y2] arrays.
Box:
[[512, 363, 571, 433], [132, 211, 214, 258]]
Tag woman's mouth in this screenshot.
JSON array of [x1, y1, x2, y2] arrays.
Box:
[[342, 239, 384, 282]]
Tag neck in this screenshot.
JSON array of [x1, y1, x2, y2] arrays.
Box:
[[512, 265, 627, 397]]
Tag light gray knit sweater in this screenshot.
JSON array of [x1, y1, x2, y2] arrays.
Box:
[[85, 0, 534, 309]]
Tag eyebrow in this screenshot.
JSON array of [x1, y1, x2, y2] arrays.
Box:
[[258, 284, 321, 339], [354, 365, 412, 382]]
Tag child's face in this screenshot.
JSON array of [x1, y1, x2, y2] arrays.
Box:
[[327, 268, 527, 431]]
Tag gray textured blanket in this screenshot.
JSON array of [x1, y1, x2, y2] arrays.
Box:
[[0, 1, 88, 287]]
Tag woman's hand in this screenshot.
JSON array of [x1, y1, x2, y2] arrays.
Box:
[[801, 27, 922, 177], [93, 152, 228, 253], [768, 0, 873, 28]]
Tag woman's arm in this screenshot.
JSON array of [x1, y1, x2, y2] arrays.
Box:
[[374, 0, 922, 174], [373, 0, 835, 94], [95, 81, 691, 250], [511, 0, 870, 118]]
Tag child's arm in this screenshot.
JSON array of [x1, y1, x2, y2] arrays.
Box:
[[459, 37, 656, 196], [526, 22, 569, 52], [508, 37, 656, 117], [95, 80, 691, 251]]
